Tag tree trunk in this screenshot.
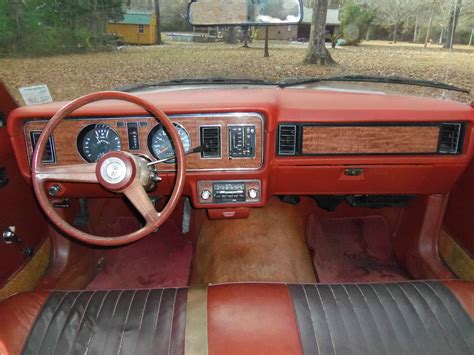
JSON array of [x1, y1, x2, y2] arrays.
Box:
[[9, 0, 23, 44], [413, 15, 418, 42], [155, 0, 163, 45], [424, 1, 436, 48], [443, 0, 462, 49], [304, 0, 335, 65], [264, 27, 270, 57], [243, 26, 249, 48], [92, 0, 101, 44], [226, 26, 237, 44], [392, 23, 398, 43]]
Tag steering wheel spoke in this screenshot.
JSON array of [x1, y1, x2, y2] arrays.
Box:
[[123, 180, 161, 224], [36, 163, 98, 183]]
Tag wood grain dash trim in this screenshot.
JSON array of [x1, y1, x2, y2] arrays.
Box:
[[24, 113, 264, 171], [302, 126, 440, 155]]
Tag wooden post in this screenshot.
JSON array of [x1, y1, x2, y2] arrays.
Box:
[[469, 28, 473, 46]]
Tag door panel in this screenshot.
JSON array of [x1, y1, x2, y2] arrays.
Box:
[[0, 82, 49, 286], [444, 160, 474, 254]]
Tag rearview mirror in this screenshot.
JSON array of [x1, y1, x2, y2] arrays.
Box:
[[188, 0, 303, 26]]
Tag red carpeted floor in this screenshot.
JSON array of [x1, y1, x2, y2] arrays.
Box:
[[87, 217, 193, 290], [307, 215, 408, 283]]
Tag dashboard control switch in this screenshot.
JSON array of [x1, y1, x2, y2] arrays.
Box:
[[201, 190, 212, 201], [127, 122, 140, 151], [48, 184, 62, 197], [248, 188, 259, 199], [228, 125, 256, 158]]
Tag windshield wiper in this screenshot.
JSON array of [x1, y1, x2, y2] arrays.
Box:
[[277, 75, 470, 94], [117, 77, 277, 92]]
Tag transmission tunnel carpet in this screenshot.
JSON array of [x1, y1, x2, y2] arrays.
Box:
[[192, 198, 317, 284], [307, 215, 408, 283]]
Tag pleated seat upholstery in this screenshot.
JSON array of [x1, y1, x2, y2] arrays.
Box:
[[0, 281, 472, 355]]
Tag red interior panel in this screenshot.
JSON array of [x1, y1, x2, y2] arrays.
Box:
[[0, 82, 48, 286], [444, 160, 474, 254]]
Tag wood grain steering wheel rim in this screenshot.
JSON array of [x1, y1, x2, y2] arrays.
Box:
[[31, 91, 186, 246]]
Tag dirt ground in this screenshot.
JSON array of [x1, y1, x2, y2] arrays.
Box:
[[1, 40, 472, 103]]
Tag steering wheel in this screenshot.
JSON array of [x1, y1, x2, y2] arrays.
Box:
[[31, 92, 186, 246]]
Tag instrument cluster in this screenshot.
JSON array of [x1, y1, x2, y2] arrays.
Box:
[[76, 122, 191, 163]]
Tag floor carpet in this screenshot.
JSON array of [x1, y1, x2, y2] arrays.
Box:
[[86, 217, 193, 290], [307, 215, 408, 283]]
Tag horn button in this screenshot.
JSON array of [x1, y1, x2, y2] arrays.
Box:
[[96, 152, 137, 191], [100, 157, 127, 184]]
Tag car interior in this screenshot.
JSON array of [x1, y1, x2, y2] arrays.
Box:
[[1, 79, 473, 354], [0, 1, 473, 354]]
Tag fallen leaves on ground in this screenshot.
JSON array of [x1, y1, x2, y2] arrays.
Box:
[[0, 41, 472, 103]]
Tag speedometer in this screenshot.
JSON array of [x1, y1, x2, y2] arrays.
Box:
[[77, 124, 122, 162], [148, 123, 191, 163]]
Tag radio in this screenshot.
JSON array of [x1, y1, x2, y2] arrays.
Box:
[[197, 180, 261, 204]]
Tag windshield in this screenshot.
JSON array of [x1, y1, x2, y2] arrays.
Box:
[[0, 0, 473, 104]]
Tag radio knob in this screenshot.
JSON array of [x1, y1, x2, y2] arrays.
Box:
[[248, 188, 258, 199], [201, 190, 212, 201]]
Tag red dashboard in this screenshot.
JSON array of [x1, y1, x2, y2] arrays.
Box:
[[7, 87, 474, 209]]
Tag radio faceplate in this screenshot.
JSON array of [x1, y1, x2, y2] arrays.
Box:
[[197, 180, 261, 205]]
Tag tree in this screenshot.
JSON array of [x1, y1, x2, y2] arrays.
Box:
[[376, 0, 414, 43], [304, 0, 336, 65], [154, 0, 163, 45], [340, 3, 376, 45], [160, 0, 191, 31], [444, 0, 463, 48], [0, 0, 127, 55]]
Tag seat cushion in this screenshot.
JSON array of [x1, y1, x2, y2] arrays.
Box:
[[0, 281, 472, 355]]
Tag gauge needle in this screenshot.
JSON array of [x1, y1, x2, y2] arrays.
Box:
[[147, 144, 210, 166], [156, 146, 169, 155]]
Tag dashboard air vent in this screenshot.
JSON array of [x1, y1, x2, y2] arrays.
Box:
[[200, 126, 221, 158], [30, 131, 56, 164], [278, 124, 297, 155], [438, 123, 463, 154]]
